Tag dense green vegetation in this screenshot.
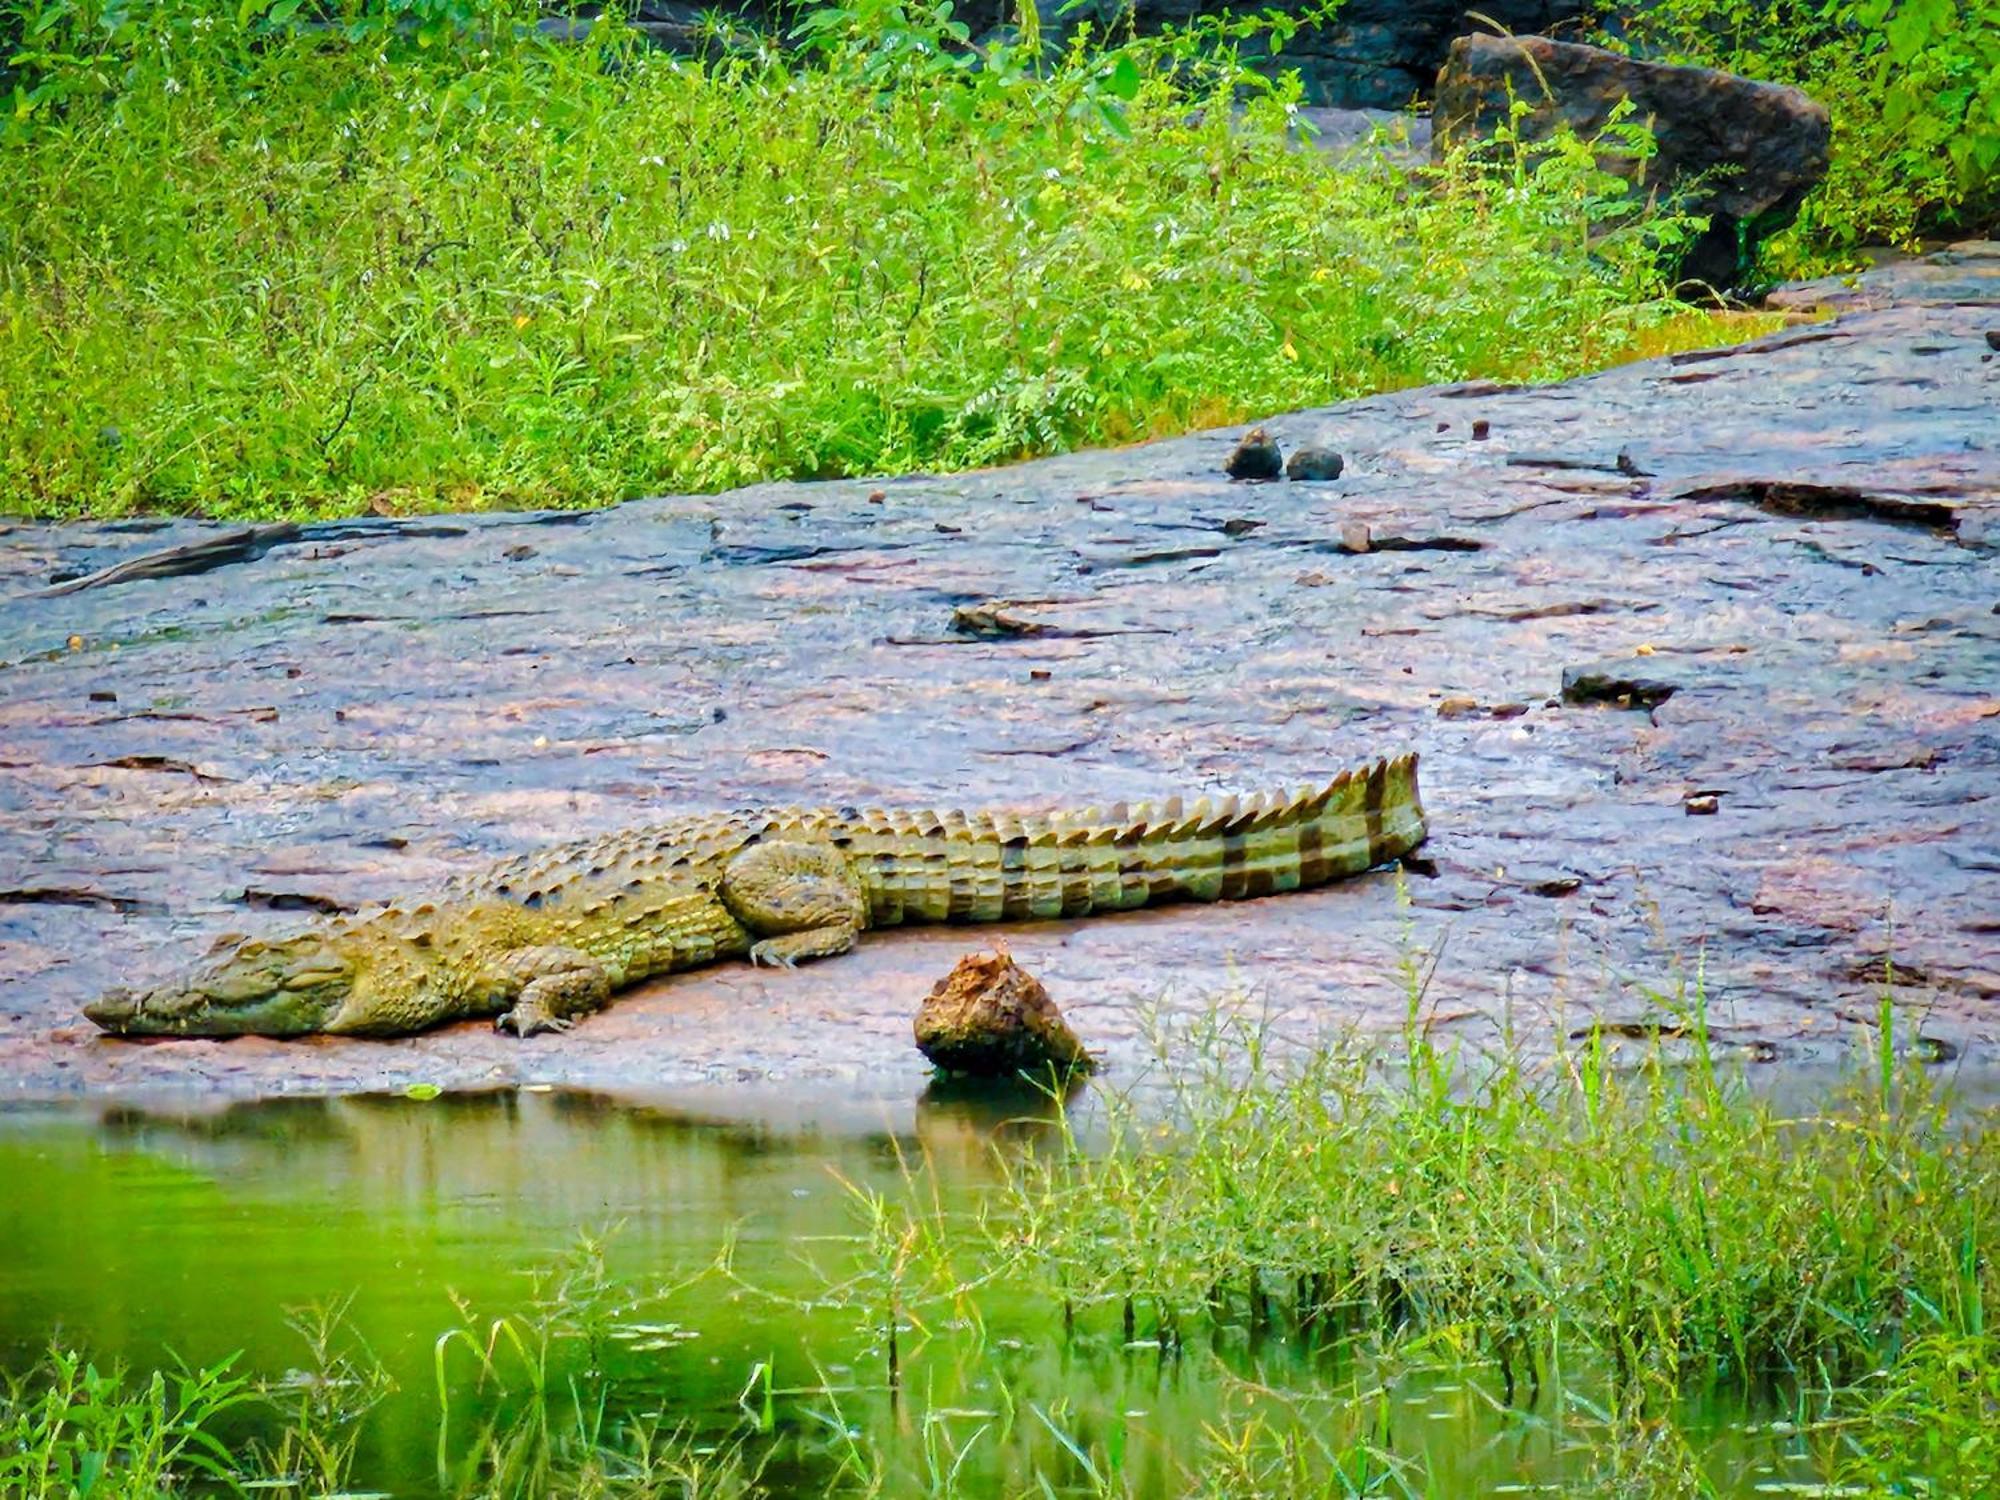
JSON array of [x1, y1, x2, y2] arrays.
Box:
[[0, 1, 1746, 520], [1615, 0, 2000, 269], [2, 3, 1989, 518], [4, 1012, 1993, 1497]]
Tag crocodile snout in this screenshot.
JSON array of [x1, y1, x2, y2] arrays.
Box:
[[83, 987, 139, 1029]]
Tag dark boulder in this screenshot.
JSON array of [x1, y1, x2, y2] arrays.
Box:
[[1432, 34, 1831, 289], [1036, 1, 1592, 108]]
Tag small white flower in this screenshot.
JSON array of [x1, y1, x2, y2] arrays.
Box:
[[163, 77, 182, 94], [1043, 166, 1060, 181], [705, 222, 731, 241]]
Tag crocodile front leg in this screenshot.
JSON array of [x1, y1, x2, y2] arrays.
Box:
[[718, 841, 868, 969], [490, 944, 614, 1036]]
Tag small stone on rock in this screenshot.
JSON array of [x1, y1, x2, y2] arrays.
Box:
[[1985, 331, 2000, 352], [1224, 426, 1284, 480], [952, 604, 1046, 638], [1562, 662, 1680, 709], [1286, 446, 1345, 482], [1472, 419, 1491, 441], [1437, 695, 1482, 719], [1685, 794, 1720, 816], [88, 690, 116, 703], [914, 949, 1093, 1077], [502, 543, 537, 561], [1489, 702, 1529, 719], [1338, 521, 1372, 554]]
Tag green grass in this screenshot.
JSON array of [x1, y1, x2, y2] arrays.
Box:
[[0, 5, 1751, 522], [0, 1348, 257, 1498], [3, 1005, 1991, 1498], [986, 1002, 1994, 1391]]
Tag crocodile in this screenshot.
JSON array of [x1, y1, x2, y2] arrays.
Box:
[[83, 753, 1425, 1039]]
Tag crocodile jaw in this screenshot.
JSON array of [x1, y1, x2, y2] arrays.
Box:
[[85, 934, 354, 1037], [85, 984, 341, 1037]]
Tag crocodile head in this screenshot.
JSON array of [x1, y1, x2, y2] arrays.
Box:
[[85, 930, 359, 1037]]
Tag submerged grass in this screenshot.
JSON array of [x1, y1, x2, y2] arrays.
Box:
[[991, 1001, 1992, 1394], [2, 1002, 1991, 1497], [0, 7, 1756, 521]]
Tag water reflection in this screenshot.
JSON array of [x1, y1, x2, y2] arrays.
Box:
[[0, 1086, 1824, 1497]]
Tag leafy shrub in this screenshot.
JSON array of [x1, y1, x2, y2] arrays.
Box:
[[2, 2, 543, 127], [0, 4, 1718, 518], [1610, 0, 2000, 271]]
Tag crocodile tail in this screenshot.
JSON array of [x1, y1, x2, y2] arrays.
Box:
[[851, 753, 1425, 927]]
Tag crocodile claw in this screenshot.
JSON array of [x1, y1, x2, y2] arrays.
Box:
[[494, 1009, 575, 1037]]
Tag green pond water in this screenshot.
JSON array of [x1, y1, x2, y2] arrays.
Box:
[[0, 1087, 1832, 1497]]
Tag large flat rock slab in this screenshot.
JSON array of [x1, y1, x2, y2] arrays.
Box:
[[2, 261, 1995, 1101]]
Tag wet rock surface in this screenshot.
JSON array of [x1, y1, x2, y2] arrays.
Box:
[[1766, 240, 2000, 315], [1, 250, 1995, 1102]]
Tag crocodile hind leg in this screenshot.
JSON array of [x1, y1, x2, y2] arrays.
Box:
[[717, 841, 868, 969], [491, 945, 613, 1036]]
